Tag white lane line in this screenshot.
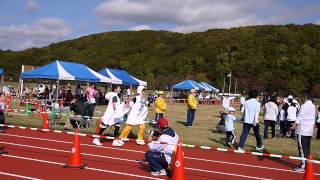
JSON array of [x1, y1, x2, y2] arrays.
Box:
[[0, 171, 42, 180], [1, 154, 163, 180], [0, 141, 276, 180], [2, 133, 320, 176], [185, 167, 273, 180]]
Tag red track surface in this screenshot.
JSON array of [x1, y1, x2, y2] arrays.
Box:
[[0, 128, 319, 180]]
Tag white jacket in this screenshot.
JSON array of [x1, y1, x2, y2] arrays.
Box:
[[263, 102, 278, 121], [295, 100, 316, 136], [102, 92, 126, 126], [287, 106, 297, 122], [126, 95, 148, 125]]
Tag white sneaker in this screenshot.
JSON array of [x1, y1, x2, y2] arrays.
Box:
[[136, 140, 146, 145], [256, 145, 264, 152], [151, 169, 167, 176], [237, 147, 244, 152], [92, 138, 102, 146], [112, 139, 124, 147]]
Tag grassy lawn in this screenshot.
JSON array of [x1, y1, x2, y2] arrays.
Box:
[[4, 99, 320, 159]]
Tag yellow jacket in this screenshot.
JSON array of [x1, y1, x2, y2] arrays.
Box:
[[187, 94, 198, 109], [155, 97, 167, 113]]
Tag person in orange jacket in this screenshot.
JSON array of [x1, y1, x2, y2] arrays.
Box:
[[155, 91, 167, 122], [186, 89, 198, 127]]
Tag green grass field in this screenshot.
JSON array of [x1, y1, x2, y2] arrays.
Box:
[[4, 100, 320, 159]]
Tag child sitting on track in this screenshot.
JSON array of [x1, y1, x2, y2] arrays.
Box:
[[224, 107, 241, 148]]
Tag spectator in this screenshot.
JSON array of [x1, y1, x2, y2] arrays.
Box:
[[145, 118, 179, 176], [316, 106, 320, 140], [287, 102, 298, 139], [222, 95, 235, 111], [263, 96, 279, 140], [224, 107, 241, 148], [238, 89, 264, 152], [186, 89, 198, 127], [75, 84, 82, 100], [240, 93, 246, 111], [67, 96, 88, 130], [64, 89, 74, 106], [155, 91, 167, 122], [147, 94, 154, 107], [86, 83, 96, 119], [0, 93, 5, 132], [291, 92, 317, 172]]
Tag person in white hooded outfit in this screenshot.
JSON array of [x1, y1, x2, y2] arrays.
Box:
[[93, 85, 128, 146], [113, 86, 148, 146]]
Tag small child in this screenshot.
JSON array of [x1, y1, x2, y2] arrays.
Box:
[[224, 107, 241, 148]]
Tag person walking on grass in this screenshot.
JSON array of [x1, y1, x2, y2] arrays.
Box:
[[155, 91, 167, 122], [287, 102, 298, 139], [290, 92, 317, 172], [112, 86, 148, 146], [238, 90, 264, 152], [224, 107, 241, 148], [186, 89, 198, 127], [263, 96, 279, 140]]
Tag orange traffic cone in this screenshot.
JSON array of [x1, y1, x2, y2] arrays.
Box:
[[304, 155, 315, 180], [95, 115, 102, 135], [172, 143, 186, 180], [42, 113, 49, 129], [63, 129, 87, 169]]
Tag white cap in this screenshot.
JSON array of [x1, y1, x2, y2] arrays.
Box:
[[227, 107, 236, 112], [288, 95, 293, 99], [137, 86, 145, 95]]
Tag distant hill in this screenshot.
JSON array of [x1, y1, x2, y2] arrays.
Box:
[[0, 24, 320, 95]]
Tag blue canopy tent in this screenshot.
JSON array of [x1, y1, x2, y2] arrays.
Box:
[[200, 82, 219, 93], [99, 68, 147, 86], [19, 60, 121, 98], [172, 80, 206, 91]]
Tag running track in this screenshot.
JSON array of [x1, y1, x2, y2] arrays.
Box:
[[0, 128, 319, 180]]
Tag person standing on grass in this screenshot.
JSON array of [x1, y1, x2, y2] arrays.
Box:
[[224, 107, 241, 148], [222, 95, 235, 111], [238, 90, 264, 152], [287, 102, 298, 139], [291, 92, 317, 172], [112, 86, 148, 146], [263, 96, 279, 140], [145, 118, 179, 176], [86, 83, 96, 119], [155, 91, 167, 122], [316, 106, 320, 140], [186, 89, 198, 127], [0, 93, 6, 132]]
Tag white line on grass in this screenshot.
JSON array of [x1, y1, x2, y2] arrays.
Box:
[[1, 154, 163, 180], [0, 171, 42, 180]]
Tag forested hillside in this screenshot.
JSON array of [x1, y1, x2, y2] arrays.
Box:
[[0, 24, 320, 96]]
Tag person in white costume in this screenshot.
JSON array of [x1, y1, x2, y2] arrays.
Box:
[[93, 85, 129, 146], [113, 86, 148, 146]]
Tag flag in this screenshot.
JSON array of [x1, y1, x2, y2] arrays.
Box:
[[227, 73, 232, 77]]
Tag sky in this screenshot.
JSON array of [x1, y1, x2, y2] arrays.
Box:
[[0, 0, 320, 51]]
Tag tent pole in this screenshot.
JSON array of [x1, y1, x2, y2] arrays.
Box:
[[1, 74, 3, 91], [19, 65, 25, 98], [56, 80, 59, 103]]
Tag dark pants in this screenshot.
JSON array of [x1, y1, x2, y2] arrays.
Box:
[[287, 121, 295, 139], [145, 151, 168, 172], [280, 121, 287, 137], [186, 109, 196, 126], [155, 113, 164, 122], [98, 123, 120, 137], [297, 134, 312, 169], [0, 113, 5, 130], [87, 103, 96, 119], [239, 123, 262, 148], [264, 120, 276, 139], [226, 131, 236, 146], [317, 123, 320, 139]]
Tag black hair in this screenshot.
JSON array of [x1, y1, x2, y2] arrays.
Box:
[[112, 84, 121, 92], [248, 90, 258, 99], [304, 91, 312, 100], [290, 103, 296, 107]]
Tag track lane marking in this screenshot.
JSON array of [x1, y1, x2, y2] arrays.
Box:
[[0, 171, 42, 180]]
